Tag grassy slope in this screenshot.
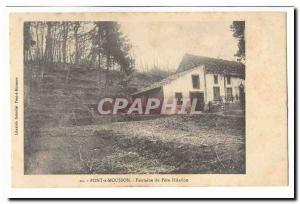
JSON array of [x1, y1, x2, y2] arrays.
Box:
[[24, 63, 245, 174], [25, 114, 245, 174]]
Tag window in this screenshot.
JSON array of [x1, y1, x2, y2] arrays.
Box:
[[214, 75, 218, 84], [175, 92, 183, 105], [213, 87, 220, 101], [227, 76, 231, 85], [226, 88, 233, 102], [192, 75, 200, 89]]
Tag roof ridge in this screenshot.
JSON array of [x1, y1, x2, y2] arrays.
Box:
[[177, 53, 245, 74], [182, 53, 243, 64]]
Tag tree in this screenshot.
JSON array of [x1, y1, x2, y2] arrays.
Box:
[[24, 22, 35, 62], [114, 41, 135, 75], [91, 22, 105, 87], [25, 20, 135, 81], [230, 21, 245, 61], [44, 22, 53, 64], [73, 22, 81, 65], [40, 22, 45, 59], [101, 22, 135, 86], [61, 22, 70, 64], [91, 22, 125, 87], [101, 22, 120, 87], [34, 22, 41, 61]]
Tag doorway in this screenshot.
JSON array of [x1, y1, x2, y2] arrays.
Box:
[[190, 92, 204, 111]]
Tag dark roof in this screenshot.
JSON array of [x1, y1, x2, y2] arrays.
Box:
[[132, 66, 201, 96], [177, 53, 245, 78]]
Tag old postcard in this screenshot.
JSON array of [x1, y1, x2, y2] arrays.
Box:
[[10, 11, 288, 187]]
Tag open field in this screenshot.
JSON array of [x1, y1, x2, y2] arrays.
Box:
[[25, 113, 245, 174]]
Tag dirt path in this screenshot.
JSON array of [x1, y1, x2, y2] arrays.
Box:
[[25, 114, 245, 174]]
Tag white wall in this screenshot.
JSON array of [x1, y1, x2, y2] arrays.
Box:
[[228, 76, 245, 102], [206, 73, 245, 103], [162, 65, 205, 103], [162, 65, 245, 106], [206, 73, 224, 103]]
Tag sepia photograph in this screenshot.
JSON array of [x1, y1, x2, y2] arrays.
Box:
[[9, 11, 289, 189], [0, 1, 293, 200], [23, 20, 246, 175]]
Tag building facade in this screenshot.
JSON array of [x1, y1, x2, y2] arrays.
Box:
[[132, 54, 245, 112]]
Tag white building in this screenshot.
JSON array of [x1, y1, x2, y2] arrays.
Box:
[[132, 54, 245, 112]]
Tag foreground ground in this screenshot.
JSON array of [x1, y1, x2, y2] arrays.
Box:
[[25, 113, 245, 174]]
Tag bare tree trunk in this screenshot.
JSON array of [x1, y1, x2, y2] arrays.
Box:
[[62, 22, 69, 64], [57, 30, 62, 63], [41, 24, 44, 59], [52, 24, 57, 63], [223, 74, 226, 111], [105, 54, 110, 89], [98, 53, 102, 88], [35, 22, 40, 62], [24, 22, 31, 64], [74, 22, 80, 65], [44, 22, 53, 65]]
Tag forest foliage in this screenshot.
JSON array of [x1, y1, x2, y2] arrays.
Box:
[[24, 21, 135, 75], [230, 21, 245, 62]]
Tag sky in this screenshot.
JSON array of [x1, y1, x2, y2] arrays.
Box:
[[119, 21, 239, 72]]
